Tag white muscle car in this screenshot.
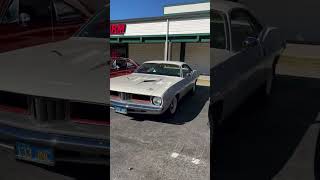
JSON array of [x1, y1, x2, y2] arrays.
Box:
[[110, 61, 199, 116], [209, 1, 286, 128]]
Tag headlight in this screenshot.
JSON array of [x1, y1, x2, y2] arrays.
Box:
[[152, 97, 162, 106]]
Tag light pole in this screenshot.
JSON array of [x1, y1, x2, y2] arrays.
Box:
[[164, 19, 169, 61]]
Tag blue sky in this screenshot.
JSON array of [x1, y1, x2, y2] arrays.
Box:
[[111, 0, 207, 20]]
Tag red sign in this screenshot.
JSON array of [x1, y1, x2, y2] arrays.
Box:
[[110, 24, 126, 35]]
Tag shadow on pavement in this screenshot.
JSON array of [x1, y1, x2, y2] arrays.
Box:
[[127, 85, 210, 125], [213, 74, 320, 180], [44, 163, 109, 180]]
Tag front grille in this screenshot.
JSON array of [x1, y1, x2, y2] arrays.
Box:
[[70, 102, 109, 126], [0, 91, 109, 126], [119, 92, 132, 101], [132, 94, 150, 101], [110, 91, 119, 97], [111, 91, 151, 104], [0, 91, 30, 115]]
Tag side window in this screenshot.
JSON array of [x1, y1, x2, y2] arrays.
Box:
[[182, 64, 192, 77], [19, 0, 51, 24], [53, 0, 83, 22], [127, 60, 135, 69], [111, 60, 117, 70], [116, 59, 128, 70], [230, 9, 262, 52], [211, 11, 227, 49], [2, 0, 19, 24]]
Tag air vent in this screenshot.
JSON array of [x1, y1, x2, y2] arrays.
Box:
[[0, 91, 30, 114], [33, 98, 66, 121]]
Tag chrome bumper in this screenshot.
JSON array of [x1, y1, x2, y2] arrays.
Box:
[[110, 100, 163, 114]]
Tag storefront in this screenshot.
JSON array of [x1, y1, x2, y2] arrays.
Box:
[[110, 1, 210, 75]]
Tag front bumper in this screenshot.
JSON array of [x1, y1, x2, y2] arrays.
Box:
[[110, 100, 164, 114], [0, 123, 109, 165]]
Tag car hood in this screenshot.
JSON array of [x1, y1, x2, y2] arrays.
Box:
[[0, 37, 109, 105], [110, 73, 183, 97]]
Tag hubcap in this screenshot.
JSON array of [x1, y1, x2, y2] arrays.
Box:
[[170, 98, 177, 114]]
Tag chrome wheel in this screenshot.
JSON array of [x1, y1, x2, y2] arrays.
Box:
[[169, 97, 178, 114]]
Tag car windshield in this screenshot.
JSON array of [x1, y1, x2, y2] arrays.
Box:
[[75, 7, 108, 38], [211, 11, 226, 49], [135, 63, 181, 77]]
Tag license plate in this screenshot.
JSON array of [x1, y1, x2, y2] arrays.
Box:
[[15, 142, 54, 166], [115, 106, 127, 114]]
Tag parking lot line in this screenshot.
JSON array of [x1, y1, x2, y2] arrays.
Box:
[[170, 152, 201, 165]]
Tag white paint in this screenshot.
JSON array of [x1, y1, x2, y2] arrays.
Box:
[[171, 152, 180, 158], [170, 152, 201, 165], [164, 19, 169, 61], [112, 18, 210, 37], [164, 2, 210, 15], [191, 158, 201, 165]]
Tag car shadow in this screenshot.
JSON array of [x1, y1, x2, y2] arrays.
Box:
[[43, 162, 109, 180], [127, 85, 210, 125], [212, 74, 320, 180]]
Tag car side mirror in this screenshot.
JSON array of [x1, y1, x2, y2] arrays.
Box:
[[19, 13, 31, 27], [243, 37, 259, 48]]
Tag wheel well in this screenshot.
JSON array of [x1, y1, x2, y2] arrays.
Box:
[[175, 94, 180, 101]]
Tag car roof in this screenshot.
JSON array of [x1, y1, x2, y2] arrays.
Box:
[[211, 1, 248, 13], [143, 61, 185, 66]]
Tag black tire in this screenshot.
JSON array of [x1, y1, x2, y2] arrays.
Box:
[[163, 96, 178, 119]]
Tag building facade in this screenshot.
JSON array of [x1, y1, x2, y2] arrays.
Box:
[[110, 1, 210, 75]]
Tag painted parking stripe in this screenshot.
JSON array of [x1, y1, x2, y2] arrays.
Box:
[[170, 152, 201, 165]]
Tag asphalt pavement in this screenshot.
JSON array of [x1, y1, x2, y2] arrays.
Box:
[[110, 83, 210, 180]]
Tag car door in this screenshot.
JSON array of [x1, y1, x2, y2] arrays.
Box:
[[51, 0, 89, 42], [0, 0, 53, 53], [223, 8, 264, 114]]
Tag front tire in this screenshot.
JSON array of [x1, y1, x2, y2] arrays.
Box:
[[163, 96, 178, 118]]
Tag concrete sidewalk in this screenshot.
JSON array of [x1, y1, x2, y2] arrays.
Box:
[[282, 43, 320, 60], [197, 75, 210, 86]]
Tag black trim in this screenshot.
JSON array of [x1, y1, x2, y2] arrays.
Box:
[[180, 42, 186, 62]]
